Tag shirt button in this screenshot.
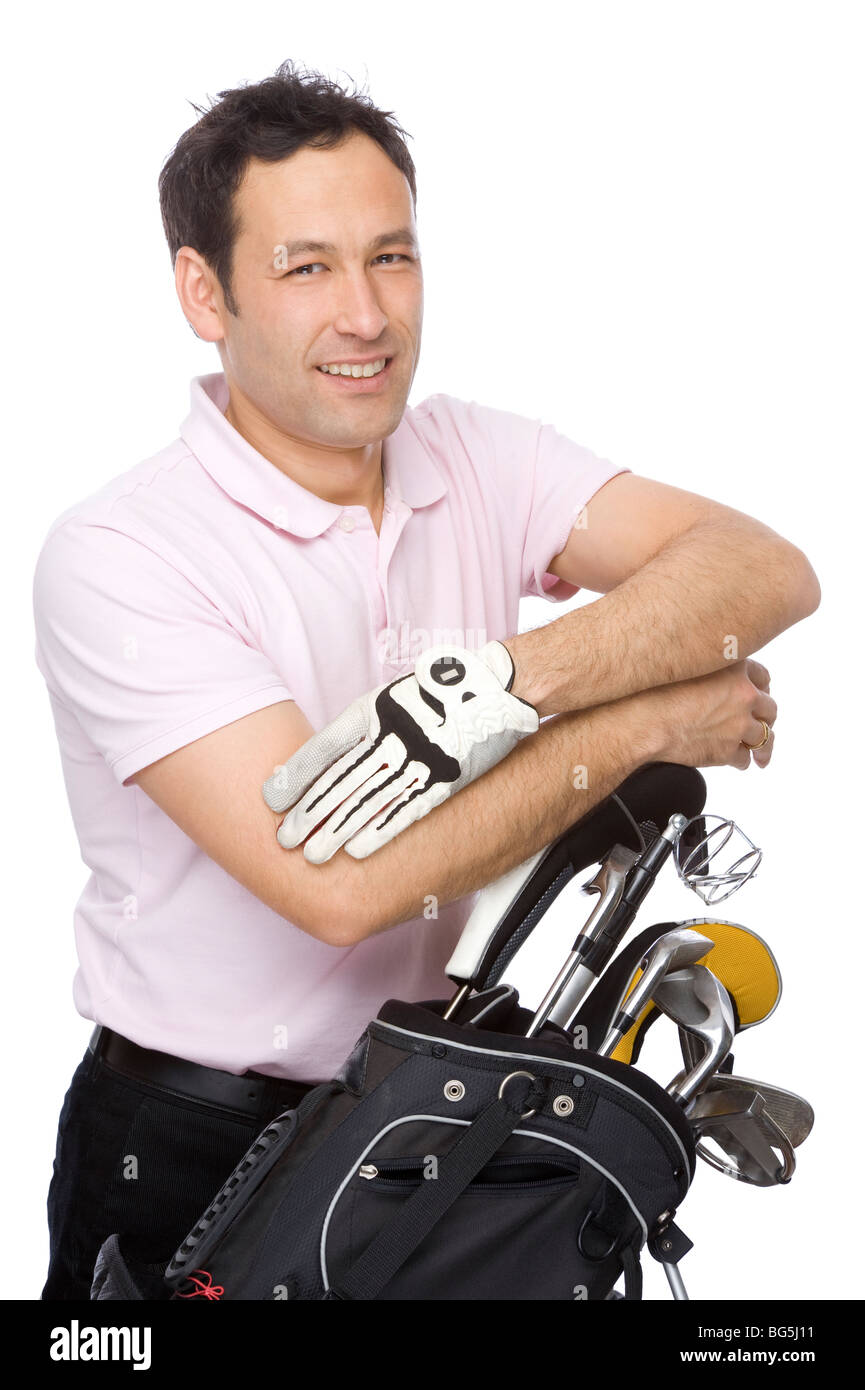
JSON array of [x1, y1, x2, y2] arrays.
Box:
[[338, 514, 355, 532]]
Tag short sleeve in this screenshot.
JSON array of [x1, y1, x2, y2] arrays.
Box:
[[522, 419, 632, 602], [32, 520, 293, 787], [451, 397, 632, 603]]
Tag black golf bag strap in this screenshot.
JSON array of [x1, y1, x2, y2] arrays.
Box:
[[323, 1073, 545, 1301], [620, 1239, 643, 1300]]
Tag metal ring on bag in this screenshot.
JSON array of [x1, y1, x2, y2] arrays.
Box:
[[498, 1070, 538, 1119], [577, 1208, 618, 1262]]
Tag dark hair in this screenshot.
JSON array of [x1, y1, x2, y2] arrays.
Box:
[[158, 58, 417, 317]]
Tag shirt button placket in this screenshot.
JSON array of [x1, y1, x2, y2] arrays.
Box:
[[338, 509, 387, 652], [377, 501, 412, 673]]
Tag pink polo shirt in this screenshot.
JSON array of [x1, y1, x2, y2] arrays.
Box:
[[32, 371, 630, 1080]]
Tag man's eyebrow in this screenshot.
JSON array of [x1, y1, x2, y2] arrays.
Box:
[[275, 227, 420, 260]]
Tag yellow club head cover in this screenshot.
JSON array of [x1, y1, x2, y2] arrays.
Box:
[[609, 919, 781, 1064]]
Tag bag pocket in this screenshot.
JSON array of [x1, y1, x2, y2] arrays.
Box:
[[166, 1106, 303, 1287], [359, 1153, 583, 1192], [324, 1137, 640, 1301]]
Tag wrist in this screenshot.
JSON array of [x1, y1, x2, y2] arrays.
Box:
[[499, 634, 553, 716], [617, 689, 671, 768]]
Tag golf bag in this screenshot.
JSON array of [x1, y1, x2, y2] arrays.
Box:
[[92, 983, 696, 1301]]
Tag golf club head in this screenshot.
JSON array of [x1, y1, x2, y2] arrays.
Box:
[[691, 1072, 814, 1148], [577, 917, 780, 1064], [687, 1086, 796, 1185], [598, 928, 713, 1057], [678, 1025, 705, 1074], [654, 964, 735, 1104]]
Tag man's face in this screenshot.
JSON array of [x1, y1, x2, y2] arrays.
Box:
[[213, 131, 423, 449]]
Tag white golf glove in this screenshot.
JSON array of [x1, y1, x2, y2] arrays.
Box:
[[263, 640, 539, 863]]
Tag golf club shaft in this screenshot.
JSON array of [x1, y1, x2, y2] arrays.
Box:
[[532, 815, 688, 1035], [524, 845, 636, 1037], [449, 764, 707, 1023]]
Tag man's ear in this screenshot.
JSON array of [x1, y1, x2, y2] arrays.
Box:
[[174, 246, 226, 344]]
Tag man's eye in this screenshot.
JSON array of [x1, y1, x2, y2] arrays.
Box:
[[284, 253, 412, 278]]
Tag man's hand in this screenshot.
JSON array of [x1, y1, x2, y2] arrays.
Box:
[[262, 641, 540, 863], [632, 658, 777, 771]]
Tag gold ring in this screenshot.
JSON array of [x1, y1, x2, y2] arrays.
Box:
[[745, 719, 771, 750]]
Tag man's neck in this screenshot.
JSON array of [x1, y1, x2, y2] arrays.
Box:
[[224, 393, 385, 536]]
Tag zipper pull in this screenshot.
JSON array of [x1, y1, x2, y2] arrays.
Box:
[[358, 1164, 378, 1180]]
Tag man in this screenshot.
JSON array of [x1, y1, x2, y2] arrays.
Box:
[[33, 59, 819, 1299]]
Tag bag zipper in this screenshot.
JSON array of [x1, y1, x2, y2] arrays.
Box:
[[357, 1154, 581, 1191]]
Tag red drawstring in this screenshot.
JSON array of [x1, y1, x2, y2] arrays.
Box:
[[176, 1268, 224, 1300]]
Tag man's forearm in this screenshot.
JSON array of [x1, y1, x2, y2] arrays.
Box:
[[325, 695, 655, 942], [503, 522, 820, 718]]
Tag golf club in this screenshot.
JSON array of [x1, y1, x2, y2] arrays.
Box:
[[652, 965, 735, 1104], [443, 762, 707, 1023], [687, 1071, 814, 1148], [526, 813, 690, 1037], [597, 928, 714, 1057], [687, 1087, 796, 1185], [573, 916, 781, 1058], [526, 841, 644, 1036]]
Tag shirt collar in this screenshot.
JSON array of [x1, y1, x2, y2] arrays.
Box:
[[179, 372, 447, 537]]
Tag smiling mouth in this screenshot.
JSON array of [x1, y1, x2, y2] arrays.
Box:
[[315, 356, 395, 388], [317, 355, 391, 375]]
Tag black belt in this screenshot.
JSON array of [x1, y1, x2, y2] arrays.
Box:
[[88, 1025, 316, 1119]]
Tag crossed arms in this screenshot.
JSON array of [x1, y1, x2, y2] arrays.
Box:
[[131, 472, 820, 945]]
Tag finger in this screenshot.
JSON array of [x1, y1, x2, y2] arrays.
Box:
[[751, 724, 775, 769], [303, 763, 428, 864], [277, 732, 405, 848], [747, 690, 776, 765], [302, 761, 423, 862], [344, 782, 451, 860], [745, 659, 771, 693], [754, 729, 774, 768], [753, 692, 777, 727], [741, 713, 775, 769], [734, 743, 753, 771], [262, 694, 371, 811]]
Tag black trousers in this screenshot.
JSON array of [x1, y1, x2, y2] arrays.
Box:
[[42, 1043, 315, 1300]]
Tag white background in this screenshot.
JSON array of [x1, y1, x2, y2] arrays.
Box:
[[5, 0, 862, 1300]]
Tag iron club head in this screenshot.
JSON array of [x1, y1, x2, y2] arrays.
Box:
[[597, 928, 713, 1057], [690, 1072, 814, 1148], [687, 1086, 796, 1185], [653, 964, 735, 1104]]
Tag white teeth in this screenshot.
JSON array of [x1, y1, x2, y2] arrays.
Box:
[[318, 357, 387, 377]]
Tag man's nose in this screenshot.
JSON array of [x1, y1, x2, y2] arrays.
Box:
[[331, 270, 389, 340]]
